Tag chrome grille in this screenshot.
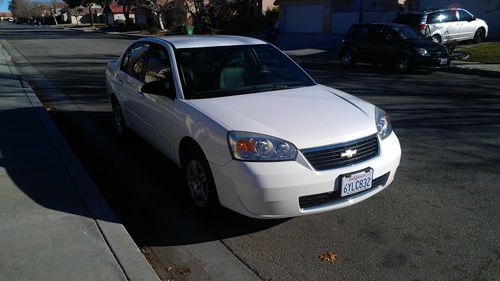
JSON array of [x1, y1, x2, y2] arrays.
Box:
[[301, 134, 379, 171]]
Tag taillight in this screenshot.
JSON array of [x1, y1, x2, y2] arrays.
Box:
[[420, 23, 427, 30]]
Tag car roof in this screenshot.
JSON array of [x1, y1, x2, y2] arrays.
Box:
[[352, 23, 408, 28], [401, 7, 467, 14], [149, 35, 267, 49]]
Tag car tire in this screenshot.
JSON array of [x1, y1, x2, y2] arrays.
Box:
[[432, 35, 442, 44], [395, 54, 412, 73], [112, 98, 127, 138], [473, 28, 485, 43], [340, 49, 355, 66], [183, 147, 220, 211]]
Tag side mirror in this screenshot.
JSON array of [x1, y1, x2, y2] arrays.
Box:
[[141, 80, 176, 99], [469, 16, 476, 22]]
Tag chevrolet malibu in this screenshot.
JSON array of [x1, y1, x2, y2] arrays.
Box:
[[106, 36, 401, 218]]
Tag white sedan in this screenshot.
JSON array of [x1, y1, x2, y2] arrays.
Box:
[[106, 36, 401, 218]]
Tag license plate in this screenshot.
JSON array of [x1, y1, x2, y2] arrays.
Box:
[[439, 58, 448, 65], [341, 169, 373, 197]]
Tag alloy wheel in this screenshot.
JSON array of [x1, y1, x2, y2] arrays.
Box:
[[113, 102, 125, 136], [432, 35, 441, 44], [474, 29, 484, 43], [186, 159, 209, 208]]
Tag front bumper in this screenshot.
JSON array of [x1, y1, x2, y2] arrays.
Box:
[[210, 133, 402, 218], [414, 55, 450, 69]]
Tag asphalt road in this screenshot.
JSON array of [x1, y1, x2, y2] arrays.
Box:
[[1, 23, 499, 281]]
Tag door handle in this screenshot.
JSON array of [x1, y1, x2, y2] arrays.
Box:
[[137, 91, 145, 98]]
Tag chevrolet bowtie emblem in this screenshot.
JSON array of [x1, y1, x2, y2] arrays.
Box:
[[341, 149, 357, 159]]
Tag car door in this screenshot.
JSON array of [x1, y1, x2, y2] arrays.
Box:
[[427, 10, 457, 41], [118, 41, 151, 136], [351, 25, 372, 61], [443, 10, 460, 40], [135, 43, 178, 159], [457, 9, 476, 40], [368, 26, 398, 63]]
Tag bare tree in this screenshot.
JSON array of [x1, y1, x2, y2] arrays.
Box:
[[47, 0, 60, 25], [136, 0, 167, 29]]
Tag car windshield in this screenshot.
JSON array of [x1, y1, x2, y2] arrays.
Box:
[[391, 25, 420, 40], [175, 44, 316, 99]]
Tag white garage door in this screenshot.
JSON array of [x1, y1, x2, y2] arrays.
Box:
[[285, 4, 324, 33]]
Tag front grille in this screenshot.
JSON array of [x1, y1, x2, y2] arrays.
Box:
[[299, 172, 390, 209], [301, 135, 379, 171]]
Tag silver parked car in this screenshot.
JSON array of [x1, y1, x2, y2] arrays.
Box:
[[394, 8, 488, 44]]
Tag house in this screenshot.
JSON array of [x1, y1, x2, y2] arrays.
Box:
[[277, 0, 399, 49], [407, 0, 500, 39], [103, 2, 136, 25], [63, 5, 104, 25], [0, 12, 13, 21]]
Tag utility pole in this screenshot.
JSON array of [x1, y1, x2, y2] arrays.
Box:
[[358, 0, 364, 23]]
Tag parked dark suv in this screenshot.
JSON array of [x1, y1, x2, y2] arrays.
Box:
[[339, 23, 449, 72]]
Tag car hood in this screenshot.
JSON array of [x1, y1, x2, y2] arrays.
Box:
[[404, 38, 446, 50], [187, 85, 377, 149]]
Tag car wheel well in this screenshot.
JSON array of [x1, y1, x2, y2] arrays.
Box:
[[179, 137, 204, 168], [432, 34, 442, 43]]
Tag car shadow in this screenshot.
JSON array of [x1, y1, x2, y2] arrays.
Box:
[[45, 109, 289, 247]]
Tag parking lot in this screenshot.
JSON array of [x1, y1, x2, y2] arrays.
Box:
[[1, 24, 499, 280]]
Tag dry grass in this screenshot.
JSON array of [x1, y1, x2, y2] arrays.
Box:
[[463, 42, 500, 64]]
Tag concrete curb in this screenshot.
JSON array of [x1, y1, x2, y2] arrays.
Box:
[[0, 39, 160, 281], [440, 64, 500, 79]]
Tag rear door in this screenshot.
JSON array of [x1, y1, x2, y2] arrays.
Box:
[[350, 25, 373, 61], [134, 43, 178, 158], [445, 10, 460, 40], [119, 41, 150, 134], [427, 10, 459, 41]]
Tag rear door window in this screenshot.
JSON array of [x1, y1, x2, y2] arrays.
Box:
[[121, 42, 150, 81]]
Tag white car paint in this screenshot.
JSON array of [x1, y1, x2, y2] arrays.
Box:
[[424, 8, 488, 43], [106, 36, 402, 218]]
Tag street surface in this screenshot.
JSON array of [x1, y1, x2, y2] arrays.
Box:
[[1, 23, 499, 280]]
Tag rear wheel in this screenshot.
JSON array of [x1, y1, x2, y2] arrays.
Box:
[[111, 98, 127, 137], [340, 49, 355, 66], [474, 28, 485, 43], [395, 55, 412, 73], [432, 34, 442, 44]]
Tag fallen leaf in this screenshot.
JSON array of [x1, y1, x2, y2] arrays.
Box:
[[319, 251, 337, 263]]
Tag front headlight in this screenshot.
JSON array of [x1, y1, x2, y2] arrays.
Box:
[[228, 131, 298, 161], [415, 47, 430, 56], [375, 107, 393, 139]]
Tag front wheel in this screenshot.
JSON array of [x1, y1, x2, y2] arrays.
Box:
[[474, 28, 485, 43], [184, 149, 220, 210], [340, 49, 355, 66]]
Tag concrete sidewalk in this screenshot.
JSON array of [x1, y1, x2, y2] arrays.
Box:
[[0, 44, 159, 280]]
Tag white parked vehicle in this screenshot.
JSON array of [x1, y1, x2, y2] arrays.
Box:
[[106, 36, 401, 218], [395, 8, 489, 44]]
